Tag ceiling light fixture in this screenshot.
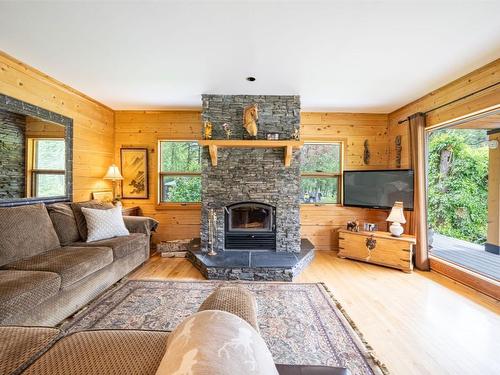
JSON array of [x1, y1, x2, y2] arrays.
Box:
[[246, 76, 256, 82]]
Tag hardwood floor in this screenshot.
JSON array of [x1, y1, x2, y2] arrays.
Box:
[[130, 251, 500, 375]]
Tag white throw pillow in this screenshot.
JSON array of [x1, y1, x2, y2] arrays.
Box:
[[81, 206, 129, 242], [156, 310, 278, 375]]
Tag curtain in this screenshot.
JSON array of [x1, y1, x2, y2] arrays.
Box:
[[408, 113, 430, 271]]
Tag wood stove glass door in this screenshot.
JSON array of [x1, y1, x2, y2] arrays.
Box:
[[228, 203, 273, 232]]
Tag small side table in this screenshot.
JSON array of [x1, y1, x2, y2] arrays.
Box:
[[121, 206, 141, 216]]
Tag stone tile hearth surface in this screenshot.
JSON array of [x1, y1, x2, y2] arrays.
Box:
[[187, 238, 315, 281]]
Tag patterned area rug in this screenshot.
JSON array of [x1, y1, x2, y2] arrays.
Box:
[[61, 280, 387, 375]]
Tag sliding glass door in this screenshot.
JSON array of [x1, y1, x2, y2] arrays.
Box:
[[426, 112, 500, 282]]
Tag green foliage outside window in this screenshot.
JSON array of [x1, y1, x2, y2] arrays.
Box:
[[300, 143, 341, 173], [301, 177, 338, 203], [300, 143, 341, 204], [160, 141, 201, 172], [160, 141, 201, 202], [161, 176, 201, 202], [427, 129, 489, 244]]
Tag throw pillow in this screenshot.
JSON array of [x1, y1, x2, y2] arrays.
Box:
[[155, 310, 278, 375], [71, 200, 114, 240], [46, 203, 81, 245], [81, 206, 130, 242]]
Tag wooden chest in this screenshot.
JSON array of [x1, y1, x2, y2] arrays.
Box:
[[337, 229, 416, 273]]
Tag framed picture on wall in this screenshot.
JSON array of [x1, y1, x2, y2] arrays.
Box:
[[120, 147, 149, 199], [92, 191, 114, 203]]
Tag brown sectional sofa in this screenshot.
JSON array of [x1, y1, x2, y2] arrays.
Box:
[[0, 202, 155, 326]]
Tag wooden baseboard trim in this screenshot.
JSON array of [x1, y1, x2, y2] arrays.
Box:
[[430, 257, 499, 300]]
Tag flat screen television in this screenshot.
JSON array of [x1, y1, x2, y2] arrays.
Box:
[[343, 170, 414, 210]]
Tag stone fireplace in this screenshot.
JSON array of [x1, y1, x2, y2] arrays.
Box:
[[200, 94, 301, 253], [187, 94, 314, 281]]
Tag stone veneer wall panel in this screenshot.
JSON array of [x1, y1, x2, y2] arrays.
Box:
[[0, 109, 26, 198], [201, 95, 301, 253], [202, 95, 300, 140]]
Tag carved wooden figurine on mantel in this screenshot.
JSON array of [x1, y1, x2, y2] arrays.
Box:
[[243, 104, 258, 139]]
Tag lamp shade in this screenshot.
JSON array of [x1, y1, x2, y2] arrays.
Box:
[[103, 164, 123, 180], [386, 201, 406, 224]]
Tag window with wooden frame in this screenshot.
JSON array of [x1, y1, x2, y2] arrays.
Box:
[[27, 138, 66, 197], [300, 142, 343, 204], [158, 140, 201, 203]]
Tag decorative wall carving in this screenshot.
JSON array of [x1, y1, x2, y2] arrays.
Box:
[[363, 139, 370, 165], [395, 135, 402, 168]]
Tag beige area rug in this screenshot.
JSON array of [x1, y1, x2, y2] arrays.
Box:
[[61, 280, 388, 375]]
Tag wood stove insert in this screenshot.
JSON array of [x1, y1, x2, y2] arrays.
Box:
[[225, 202, 276, 250]]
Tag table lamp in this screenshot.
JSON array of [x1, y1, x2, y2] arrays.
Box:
[[386, 201, 406, 237], [103, 164, 123, 201]]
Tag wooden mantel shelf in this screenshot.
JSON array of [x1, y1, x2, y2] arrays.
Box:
[[198, 139, 304, 167]]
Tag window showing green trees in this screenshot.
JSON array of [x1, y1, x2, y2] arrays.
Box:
[[427, 129, 489, 244], [33, 139, 66, 197], [300, 143, 342, 203], [159, 141, 201, 202]]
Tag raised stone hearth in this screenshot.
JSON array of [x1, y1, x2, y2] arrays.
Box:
[[188, 238, 314, 281]]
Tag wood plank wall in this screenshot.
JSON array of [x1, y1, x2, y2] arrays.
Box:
[[115, 111, 391, 250], [300, 112, 390, 249], [114, 111, 203, 244], [301, 112, 389, 170], [0, 52, 115, 201], [25, 117, 65, 138], [387, 58, 500, 169]]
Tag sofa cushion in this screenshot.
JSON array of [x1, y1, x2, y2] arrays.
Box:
[[0, 270, 61, 324], [81, 206, 130, 242], [23, 330, 169, 375], [71, 200, 114, 241], [157, 310, 278, 375], [4, 247, 113, 289], [0, 204, 61, 267], [71, 233, 147, 260], [46, 203, 81, 245], [0, 326, 60, 375]]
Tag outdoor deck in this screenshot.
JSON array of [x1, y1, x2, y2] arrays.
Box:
[[430, 233, 500, 281]]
